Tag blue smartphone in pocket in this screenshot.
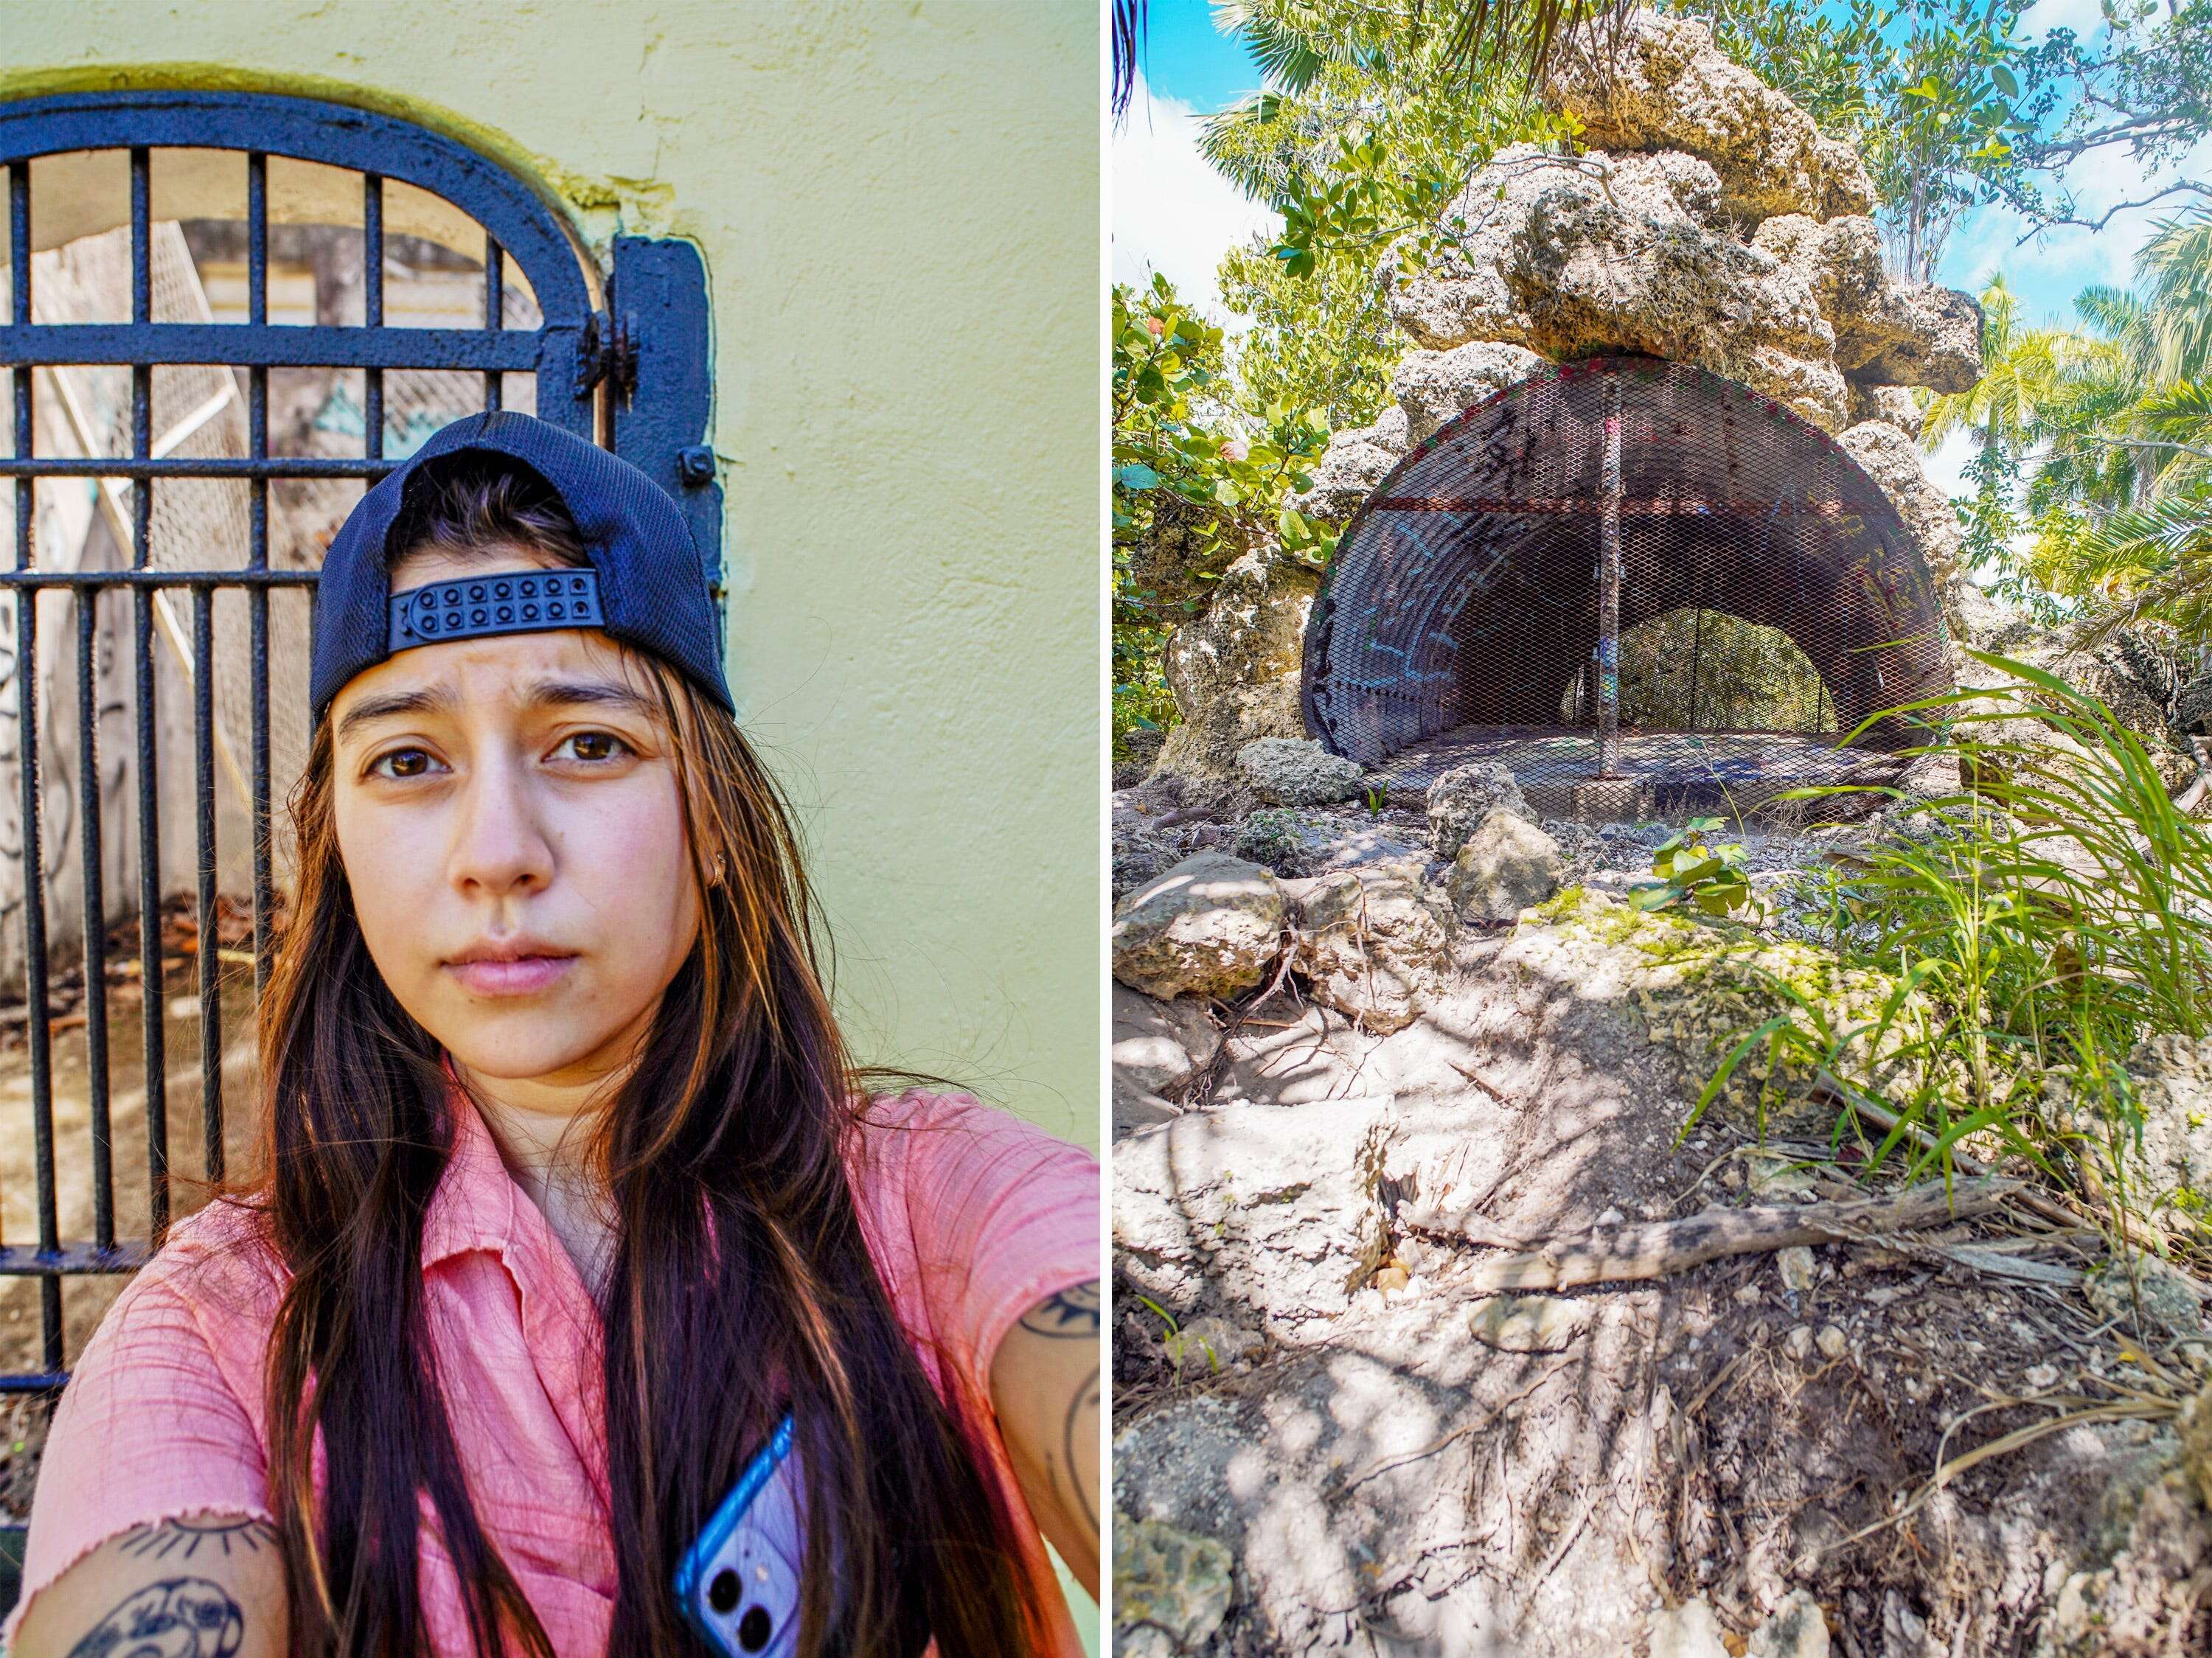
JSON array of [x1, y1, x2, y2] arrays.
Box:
[[673, 1413, 804, 1656]]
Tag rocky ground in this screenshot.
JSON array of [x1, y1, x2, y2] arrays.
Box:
[[1110, 744, 2212, 1658]]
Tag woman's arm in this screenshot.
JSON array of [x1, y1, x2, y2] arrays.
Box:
[[988, 1280, 1101, 1599], [9, 1513, 288, 1657]]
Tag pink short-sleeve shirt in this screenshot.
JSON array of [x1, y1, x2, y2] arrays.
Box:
[[4, 1073, 1100, 1655]]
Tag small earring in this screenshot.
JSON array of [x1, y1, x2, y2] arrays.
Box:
[[709, 851, 729, 888]]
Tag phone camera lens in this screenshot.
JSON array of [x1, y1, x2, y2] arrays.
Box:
[[708, 1570, 742, 1614], [737, 1606, 773, 1651]]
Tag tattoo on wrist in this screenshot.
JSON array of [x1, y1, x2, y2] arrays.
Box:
[[117, 1515, 276, 1561], [1019, 1279, 1099, 1339], [68, 1577, 245, 1658]]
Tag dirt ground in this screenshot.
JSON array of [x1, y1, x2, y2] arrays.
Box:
[[1113, 921, 2212, 1657]]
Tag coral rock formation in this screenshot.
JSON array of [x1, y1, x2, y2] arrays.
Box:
[[1545, 9, 1875, 224]]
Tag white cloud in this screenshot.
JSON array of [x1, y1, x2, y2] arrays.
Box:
[[1110, 69, 1281, 327], [2020, 0, 2109, 41], [1924, 426, 1978, 503], [1961, 132, 2212, 298]]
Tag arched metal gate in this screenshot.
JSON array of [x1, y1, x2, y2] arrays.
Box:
[[0, 91, 721, 1433], [1303, 355, 1954, 816]]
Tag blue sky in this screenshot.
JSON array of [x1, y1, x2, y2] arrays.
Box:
[[1110, 0, 2207, 499], [1115, 0, 2204, 331]]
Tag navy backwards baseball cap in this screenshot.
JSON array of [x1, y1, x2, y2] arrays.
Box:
[[308, 411, 734, 723]]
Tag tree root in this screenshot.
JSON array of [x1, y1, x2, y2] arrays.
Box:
[[1406, 1176, 2024, 1292]]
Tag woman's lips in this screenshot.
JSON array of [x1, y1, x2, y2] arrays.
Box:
[[445, 955, 577, 996]]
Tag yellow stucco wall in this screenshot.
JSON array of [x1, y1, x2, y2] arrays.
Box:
[[0, 1, 1103, 1158]]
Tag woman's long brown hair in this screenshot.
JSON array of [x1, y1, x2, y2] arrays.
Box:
[[238, 459, 1040, 1655]]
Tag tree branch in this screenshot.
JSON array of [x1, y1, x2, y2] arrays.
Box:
[[2012, 179, 2212, 239], [2067, 433, 2212, 466], [1405, 1176, 2023, 1291]]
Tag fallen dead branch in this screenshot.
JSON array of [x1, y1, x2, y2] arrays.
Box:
[[1408, 1176, 2023, 1292], [1815, 1075, 2212, 1290]]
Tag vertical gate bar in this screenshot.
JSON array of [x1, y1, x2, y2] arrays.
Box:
[[484, 233, 504, 412], [192, 586, 222, 1184], [130, 147, 150, 323], [77, 596, 111, 1251], [248, 153, 268, 328], [133, 147, 167, 1242], [12, 164, 61, 1365], [133, 582, 164, 1241], [1688, 607, 1703, 734], [248, 155, 273, 1007], [363, 173, 383, 462], [1596, 373, 1621, 778], [19, 575, 57, 1366]]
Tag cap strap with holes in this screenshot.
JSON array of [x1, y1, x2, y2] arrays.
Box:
[[389, 569, 606, 650]]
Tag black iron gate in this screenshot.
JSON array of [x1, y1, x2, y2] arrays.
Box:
[[0, 90, 720, 1429]]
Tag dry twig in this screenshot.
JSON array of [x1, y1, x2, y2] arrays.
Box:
[[1407, 1177, 2022, 1292]]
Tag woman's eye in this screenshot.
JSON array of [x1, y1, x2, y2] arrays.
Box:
[[369, 747, 439, 780], [557, 731, 633, 763]]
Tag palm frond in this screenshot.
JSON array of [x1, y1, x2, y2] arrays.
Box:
[[2063, 492, 2212, 647], [1240, 13, 1329, 92], [2074, 284, 2145, 345], [2138, 209, 2212, 384], [1112, 0, 1148, 124], [1441, 0, 1629, 91]]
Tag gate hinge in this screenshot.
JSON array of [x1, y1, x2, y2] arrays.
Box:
[[574, 309, 640, 402]]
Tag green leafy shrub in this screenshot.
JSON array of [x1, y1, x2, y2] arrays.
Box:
[[1630, 817, 1762, 921], [1697, 651, 2212, 1227]]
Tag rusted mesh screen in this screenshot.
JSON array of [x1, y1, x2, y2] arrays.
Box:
[[1302, 355, 1953, 815]]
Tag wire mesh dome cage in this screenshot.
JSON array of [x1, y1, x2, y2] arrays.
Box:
[[1301, 355, 1955, 819]]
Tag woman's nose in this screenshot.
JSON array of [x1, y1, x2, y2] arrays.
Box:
[[447, 753, 555, 897]]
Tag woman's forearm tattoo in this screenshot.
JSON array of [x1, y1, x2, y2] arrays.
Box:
[[116, 1515, 276, 1562], [67, 1577, 246, 1658], [1018, 1278, 1099, 1339]]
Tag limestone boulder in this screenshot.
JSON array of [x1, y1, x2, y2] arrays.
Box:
[[1847, 379, 1924, 437], [1113, 1093, 1402, 1335], [1427, 760, 1537, 857], [1382, 144, 1850, 430], [1162, 547, 1318, 721], [1288, 857, 1458, 1034], [1121, 490, 1256, 622], [1152, 546, 1320, 781], [1113, 1516, 1234, 1658], [1845, 282, 1984, 394], [2085, 1253, 2204, 1341], [1545, 10, 1876, 224], [1958, 618, 2202, 795], [1110, 825, 1179, 904], [2111, 1035, 2212, 1234], [1391, 339, 1547, 445], [1751, 213, 1982, 394], [1151, 680, 1304, 781], [1444, 808, 1565, 922], [1112, 983, 1220, 1138], [1236, 736, 1365, 807], [1111, 852, 1287, 1002], [1288, 427, 1401, 521]]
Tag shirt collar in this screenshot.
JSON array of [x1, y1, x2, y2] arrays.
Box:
[[420, 1051, 527, 1269]]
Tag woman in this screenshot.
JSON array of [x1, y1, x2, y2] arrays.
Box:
[[3, 413, 1100, 1657]]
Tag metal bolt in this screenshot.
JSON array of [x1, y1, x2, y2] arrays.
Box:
[[677, 445, 717, 485]]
